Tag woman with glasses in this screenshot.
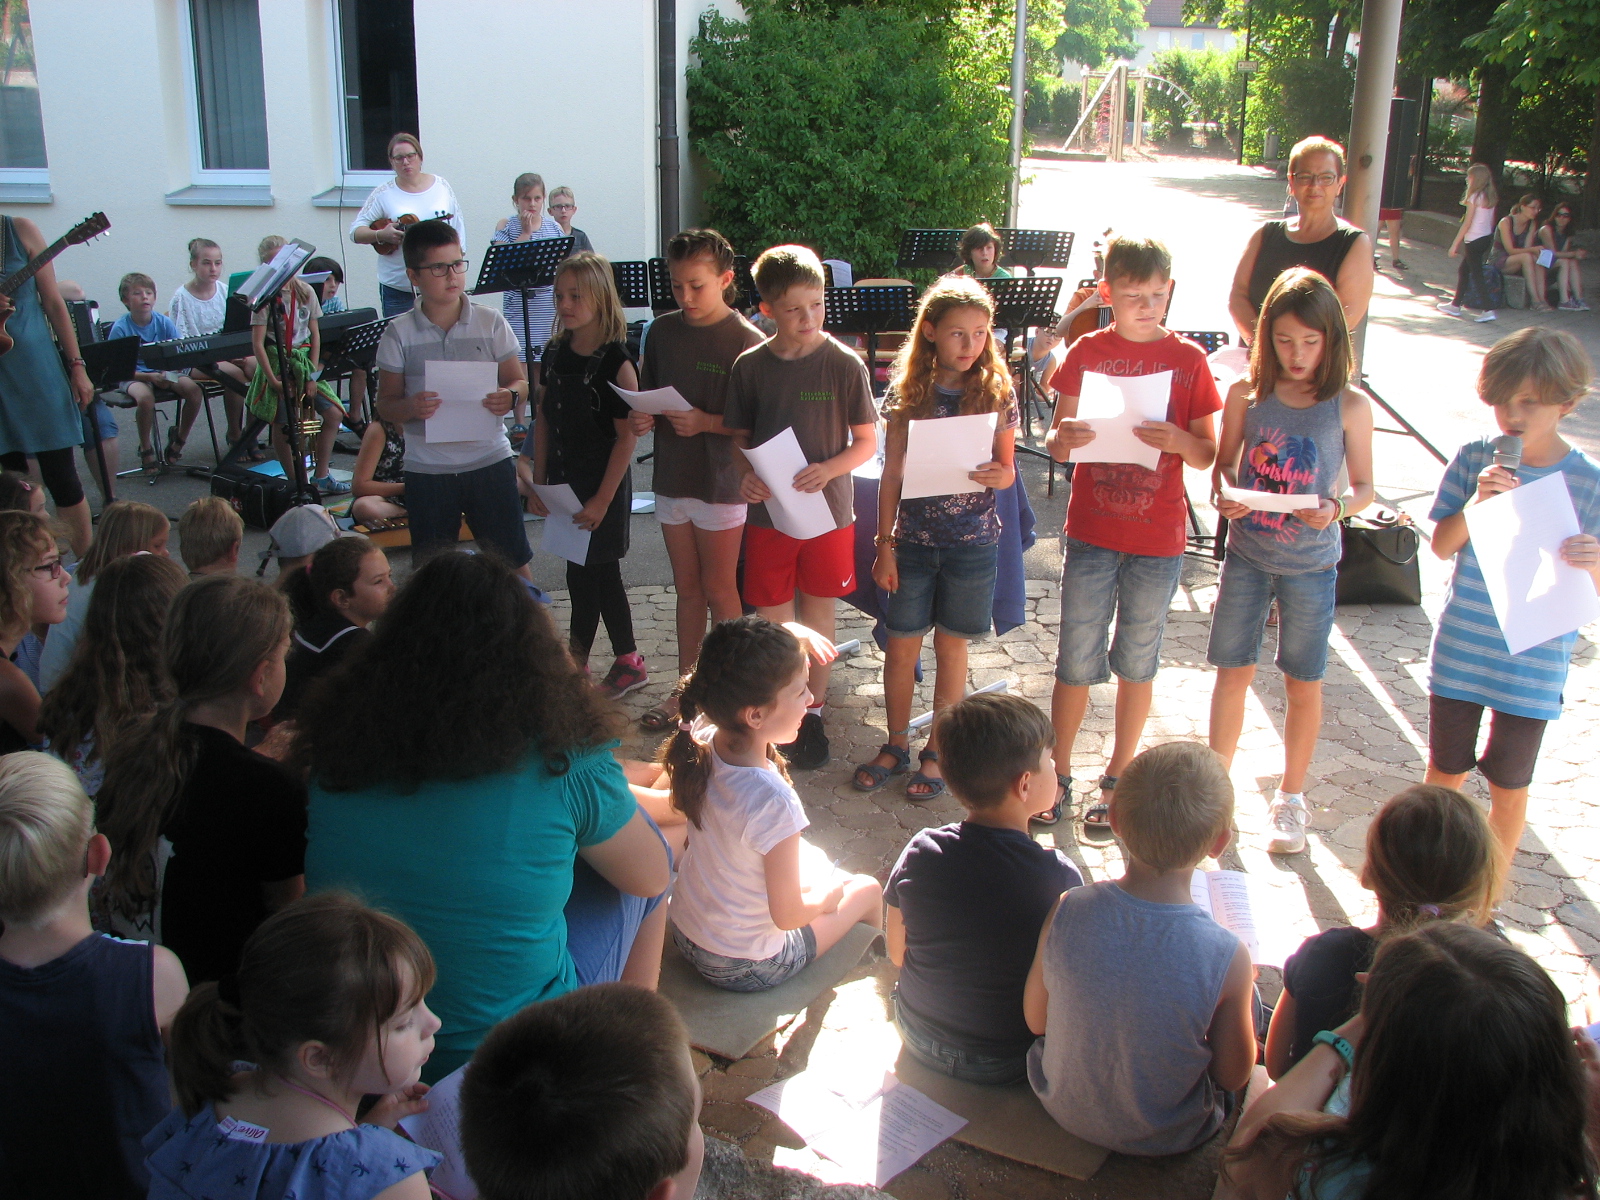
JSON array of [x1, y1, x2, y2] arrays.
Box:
[[0, 511, 71, 754], [1228, 136, 1374, 346], [1541, 203, 1589, 312], [349, 133, 467, 318]]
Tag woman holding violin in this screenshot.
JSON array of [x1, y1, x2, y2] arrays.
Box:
[[349, 132, 467, 317]]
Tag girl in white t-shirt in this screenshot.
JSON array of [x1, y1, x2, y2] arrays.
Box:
[[663, 616, 882, 991], [169, 237, 253, 448]]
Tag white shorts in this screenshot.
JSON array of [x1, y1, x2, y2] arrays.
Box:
[[655, 495, 747, 532]]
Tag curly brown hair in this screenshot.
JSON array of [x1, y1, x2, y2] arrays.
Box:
[[0, 510, 55, 638], [882, 276, 1012, 425], [292, 551, 621, 792]]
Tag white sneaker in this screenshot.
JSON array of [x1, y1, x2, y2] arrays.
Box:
[[1436, 302, 1463, 316], [1265, 791, 1309, 854], [1476, 310, 1498, 323]]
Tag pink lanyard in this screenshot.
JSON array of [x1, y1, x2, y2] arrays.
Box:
[[277, 1076, 462, 1200]]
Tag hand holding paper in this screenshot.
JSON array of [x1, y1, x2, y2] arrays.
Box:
[[901, 412, 998, 500], [1068, 371, 1173, 471], [531, 483, 593, 565], [609, 382, 694, 414], [425, 360, 504, 444], [742, 427, 836, 541]]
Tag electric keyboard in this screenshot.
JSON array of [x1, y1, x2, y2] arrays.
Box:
[[137, 307, 380, 372]]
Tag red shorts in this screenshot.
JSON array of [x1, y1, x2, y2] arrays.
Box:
[[743, 523, 856, 607], [1378, 208, 1404, 222]]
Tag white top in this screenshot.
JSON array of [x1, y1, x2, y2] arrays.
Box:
[[668, 725, 810, 961], [168, 285, 227, 339], [1465, 195, 1496, 242], [349, 177, 467, 291]]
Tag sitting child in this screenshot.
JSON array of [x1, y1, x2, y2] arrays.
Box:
[[1264, 783, 1499, 1079], [351, 418, 407, 526], [0, 752, 189, 1198], [1024, 740, 1257, 1155], [886, 693, 1081, 1084], [177, 494, 244, 578], [146, 893, 440, 1200], [0, 511, 70, 752], [460, 983, 704, 1200], [109, 272, 205, 473], [274, 534, 393, 723], [665, 616, 882, 991]]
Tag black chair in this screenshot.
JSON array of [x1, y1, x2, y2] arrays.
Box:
[[1173, 330, 1231, 560]]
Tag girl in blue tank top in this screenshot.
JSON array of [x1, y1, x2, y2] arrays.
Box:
[[1206, 268, 1374, 857]]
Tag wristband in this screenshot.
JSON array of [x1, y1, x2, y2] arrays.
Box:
[[66, 356, 86, 368], [1333, 496, 1347, 522], [1312, 1029, 1355, 1069]]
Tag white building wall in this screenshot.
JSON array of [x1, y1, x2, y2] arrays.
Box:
[[1131, 26, 1236, 69]]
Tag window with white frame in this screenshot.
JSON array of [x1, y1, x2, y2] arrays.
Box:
[[182, 0, 270, 184], [0, 0, 48, 185], [334, 0, 418, 176], [1191, 31, 1206, 49]]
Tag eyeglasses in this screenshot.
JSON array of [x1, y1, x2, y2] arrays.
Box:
[[30, 558, 64, 580], [550, 203, 576, 212], [418, 258, 470, 278], [390, 151, 420, 164], [1291, 173, 1340, 188]]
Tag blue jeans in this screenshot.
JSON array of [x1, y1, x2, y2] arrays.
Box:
[[565, 809, 671, 987], [1206, 552, 1338, 682], [672, 924, 816, 992], [885, 541, 999, 639], [404, 457, 533, 568], [893, 993, 1029, 1085], [380, 283, 415, 318], [1055, 538, 1184, 686]]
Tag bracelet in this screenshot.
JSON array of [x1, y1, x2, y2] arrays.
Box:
[[874, 534, 898, 548], [1333, 496, 1348, 522], [1311, 1029, 1355, 1070], [66, 357, 85, 368]]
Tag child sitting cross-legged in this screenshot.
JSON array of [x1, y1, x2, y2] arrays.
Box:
[[460, 983, 704, 1200], [0, 752, 190, 1199], [146, 893, 441, 1199], [665, 615, 882, 991], [1024, 740, 1258, 1155], [886, 693, 1082, 1085]]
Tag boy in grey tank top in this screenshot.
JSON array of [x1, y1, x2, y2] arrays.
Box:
[[1023, 742, 1258, 1156]]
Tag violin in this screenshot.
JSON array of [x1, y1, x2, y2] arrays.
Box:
[[369, 212, 453, 256], [0, 212, 110, 358]]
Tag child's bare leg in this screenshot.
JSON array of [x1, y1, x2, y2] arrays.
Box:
[[620, 903, 668, 990], [1107, 677, 1155, 780], [808, 874, 884, 956], [1281, 677, 1322, 795], [315, 409, 340, 478], [1209, 664, 1257, 767], [171, 376, 204, 441], [794, 591, 837, 700], [1051, 680, 1091, 783], [129, 382, 155, 454], [1424, 763, 1526, 882], [912, 629, 971, 786], [350, 495, 405, 524], [859, 634, 922, 780]]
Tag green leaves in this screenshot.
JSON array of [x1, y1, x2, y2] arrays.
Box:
[[1056, 0, 1147, 69], [1470, 0, 1600, 89]]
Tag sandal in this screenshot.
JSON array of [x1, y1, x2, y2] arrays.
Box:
[[905, 749, 946, 801], [853, 741, 912, 792], [165, 430, 186, 462], [639, 693, 681, 732], [139, 446, 159, 475], [1078, 775, 1117, 843], [1032, 774, 1072, 826]]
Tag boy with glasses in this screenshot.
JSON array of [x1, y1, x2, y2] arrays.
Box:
[[374, 221, 535, 578], [548, 186, 594, 255]]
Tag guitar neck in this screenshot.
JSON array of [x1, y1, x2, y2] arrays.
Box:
[[0, 235, 69, 298]]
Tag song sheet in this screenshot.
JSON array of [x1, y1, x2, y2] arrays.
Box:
[[901, 412, 998, 500], [1068, 370, 1171, 471], [741, 427, 836, 541], [424, 361, 503, 443]]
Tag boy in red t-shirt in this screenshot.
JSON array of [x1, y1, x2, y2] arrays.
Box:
[[1041, 236, 1221, 836]]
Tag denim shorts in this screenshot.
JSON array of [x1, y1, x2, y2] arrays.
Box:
[[87, 396, 118, 440], [1206, 552, 1338, 682], [885, 541, 998, 640], [672, 923, 816, 993], [892, 992, 1029, 1086], [1055, 537, 1184, 686], [404, 457, 533, 568]]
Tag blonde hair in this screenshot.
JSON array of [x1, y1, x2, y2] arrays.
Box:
[[0, 510, 55, 637], [177, 497, 244, 573], [257, 235, 286, 264], [549, 185, 575, 204], [884, 276, 1011, 423], [752, 244, 825, 303], [1362, 785, 1500, 932], [512, 172, 545, 199], [1463, 164, 1498, 211], [1478, 326, 1594, 409], [1103, 234, 1172, 286], [1249, 267, 1353, 403], [1113, 741, 1233, 872], [77, 501, 168, 584], [1288, 135, 1346, 177], [0, 752, 93, 926], [187, 238, 221, 265], [549, 251, 627, 347]]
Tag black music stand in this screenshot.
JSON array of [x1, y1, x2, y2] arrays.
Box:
[[995, 229, 1075, 276], [612, 261, 652, 309], [321, 315, 391, 428], [895, 229, 964, 273], [977, 275, 1062, 438], [80, 336, 139, 503], [823, 286, 916, 394], [647, 257, 675, 314], [472, 235, 575, 367]]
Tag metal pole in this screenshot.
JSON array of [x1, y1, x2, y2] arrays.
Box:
[[1236, 1, 1252, 164], [1007, 0, 1028, 225], [657, 0, 680, 254], [1344, 0, 1403, 360]]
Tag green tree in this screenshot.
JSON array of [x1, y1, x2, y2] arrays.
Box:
[[1147, 47, 1238, 145], [1056, 0, 1146, 69]]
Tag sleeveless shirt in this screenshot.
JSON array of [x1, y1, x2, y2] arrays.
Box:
[[1247, 220, 1364, 313], [1225, 392, 1347, 574], [0, 215, 87, 456]]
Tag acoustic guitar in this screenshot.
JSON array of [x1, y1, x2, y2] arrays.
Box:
[[369, 212, 453, 256], [0, 211, 110, 357]]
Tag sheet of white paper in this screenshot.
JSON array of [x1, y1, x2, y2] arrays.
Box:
[[823, 258, 854, 288], [742, 426, 836, 541], [531, 483, 592, 565], [1463, 471, 1600, 655], [746, 1069, 893, 1143], [398, 1065, 478, 1199], [424, 361, 503, 443], [901, 412, 998, 500], [1208, 344, 1251, 388], [1221, 484, 1322, 514], [1068, 370, 1171, 471], [1191, 869, 1306, 968], [609, 382, 694, 414]]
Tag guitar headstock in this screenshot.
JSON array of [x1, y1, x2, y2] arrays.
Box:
[[65, 212, 110, 245]]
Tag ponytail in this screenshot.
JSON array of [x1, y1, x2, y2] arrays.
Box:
[[168, 980, 246, 1113], [281, 534, 374, 625], [1362, 784, 1501, 936], [656, 616, 805, 828]]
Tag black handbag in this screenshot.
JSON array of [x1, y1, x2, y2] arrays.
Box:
[[210, 462, 301, 531], [1336, 510, 1422, 606]]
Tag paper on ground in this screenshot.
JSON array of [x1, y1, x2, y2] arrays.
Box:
[[747, 1069, 967, 1188], [1191, 869, 1305, 969], [901, 411, 998, 500], [1068, 370, 1171, 471], [1463, 471, 1600, 655], [1221, 484, 1321, 514], [741, 426, 835, 541], [531, 483, 592, 564], [425, 361, 503, 443], [610, 382, 694, 414], [399, 1065, 477, 1199]]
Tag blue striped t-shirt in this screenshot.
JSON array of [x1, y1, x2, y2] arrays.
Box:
[[1428, 437, 1600, 720]]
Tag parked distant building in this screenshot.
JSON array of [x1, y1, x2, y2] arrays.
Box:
[[1132, 0, 1236, 67]]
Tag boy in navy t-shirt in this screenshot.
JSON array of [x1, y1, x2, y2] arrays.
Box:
[[885, 693, 1081, 1084]]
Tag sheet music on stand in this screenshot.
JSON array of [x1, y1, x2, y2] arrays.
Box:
[[824, 286, 916, 395], [329, 315, 392, 368], [995, 229, 1076, 275], [612, 260, 652, 308], [895, 229, 965, 273], [237, 239, 315, 310], [471, 236, 575, 296], [977, 276, 1063, 439]]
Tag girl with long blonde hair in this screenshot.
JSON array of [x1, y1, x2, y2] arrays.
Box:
[[853, 276, 1017, 799], [1440, 163, 1502, 320]]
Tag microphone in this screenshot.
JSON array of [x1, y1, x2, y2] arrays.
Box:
[[1492, 434, 1522, 478]]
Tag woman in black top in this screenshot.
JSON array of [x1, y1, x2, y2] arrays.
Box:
[[274, 534, 393, 723], [1229, 136, 1374, 344]]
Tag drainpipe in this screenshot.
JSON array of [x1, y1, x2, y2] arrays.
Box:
[[658, 0, 681, 253]]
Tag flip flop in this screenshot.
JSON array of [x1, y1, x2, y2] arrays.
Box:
[[905, 749, 946, 801], [852, 743, 912, 792], [639, 694, 681, 732]]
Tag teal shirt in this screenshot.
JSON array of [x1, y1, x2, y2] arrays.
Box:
[[305, 743, 634, 1066]]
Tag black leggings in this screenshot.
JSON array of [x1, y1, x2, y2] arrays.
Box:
[[1453, 234, 1494, 307], [0, 447, 85, 509], [566, 559, 636, 658]]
